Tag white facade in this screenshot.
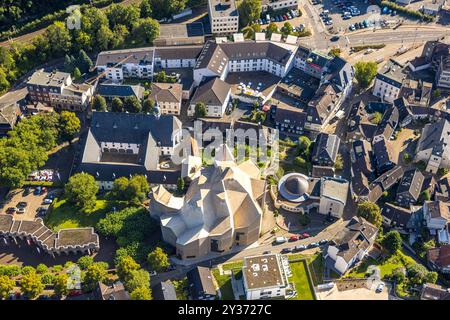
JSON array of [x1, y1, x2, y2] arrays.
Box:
[[188, 89, 231, 117], [208, 0, 239, 35], [262, 0, 299, 12], [372, 77, 401, 103]]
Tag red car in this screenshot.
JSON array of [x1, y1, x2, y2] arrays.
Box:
[[302, 233, 311, 238], [289, 235, 299, 242]]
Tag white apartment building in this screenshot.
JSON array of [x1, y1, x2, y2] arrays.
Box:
[[424, 201, 449, 234], [188, 77, 231, 117], [208, 0, 239, 35], [242, 254, 292, 300], [262, 0, 299, 12], [372, 60, 406, 103]]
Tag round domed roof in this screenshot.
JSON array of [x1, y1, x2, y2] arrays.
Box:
[[284, 175, 309, 196]]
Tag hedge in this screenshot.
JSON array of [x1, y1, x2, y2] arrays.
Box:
[[380, 1, 434, 22]]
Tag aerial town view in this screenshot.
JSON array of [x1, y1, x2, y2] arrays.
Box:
[[0, 0, 449, 309]]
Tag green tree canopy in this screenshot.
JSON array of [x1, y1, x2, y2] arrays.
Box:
[[77, 256, 94, 270], [59, 111, 80, 142], [92, 95, 107, 112], [125, 269, 150, 292], [238, 0, 262, 27], [111, 97, 123, 112], [381, 230, 402, 254], [20, 271, 44, 299], [64, 173, 99, 211], [131, 18, 160, 46], [112, 175, 149, 204], [142, 98, 155, 114], [194, 102, 207, 118], [147, 247, 170, 272], [124, 96, 142, 113], [53, 274, 69, 297], [130, 286, 152, 300], [357, 201, 382, 228], [0, 275, 15, 300], [107, 4, 141, 31], [116, 255, 140, 281], [354, 61, 378, 89], [83, 263, 108, 289]]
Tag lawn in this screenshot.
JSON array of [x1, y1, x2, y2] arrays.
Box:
[[44, 198, 126, 231], [289, 260, 315, 300], [212, 268, 235, 300], [347, 249, 417, 279]]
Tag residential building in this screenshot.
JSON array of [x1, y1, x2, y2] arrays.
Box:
[[350, 140, 376, 201], [372, 106, 399, 143], [262, 0, 299, 12], [424, 200, 449, 234], [325, 216, 378, 275], [242, 254, 292, 300], [208, 0, 239, 35], [420, 283, 450, 300], [76, 112, 182, 190], [415, 119, 450, 174], [273, 104, 307, 136], [153, 281, 178, 300], [96, 83, 145, 101], [372, 138, 395, 174], [436, 176, 450, 202], [372, 59, 407, 103], [396, 169, 425, 207], [436, 53, 450, 89], [189, 77, 231, 117], [27, 70, 93, 111], [311, 133, 340, 167], [382, 202, 413, 230], [294, 47, 332, 79], [93, 281, 130, 300], [427, 244, 450, 274], [0, 102, 20, 137], [150, 83, 183, 115], [319, 176, 349, 218], [150, 159, 265, 260], [187, 267, 217, 300]]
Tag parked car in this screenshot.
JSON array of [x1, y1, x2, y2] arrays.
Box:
[[275, 236, 287, 244], [263, 250, 271, 255], [319, 239, 329, 245], [293, 245, 306, 252], [308, 242, 320, 248], [330, 35, 340, 42], [376, 283, 385, 293], [349, 24, 356, 31], [34, 187, 42, 195], [23, 187, 31, 196], [17, 208, 26, 214], [43, 198, 53, 204], [289, 235, 299, 242], [302, 233, 311, 238], [281, 247, 293, 254], [6, 207, 16, 214], [17, 201, 28, 208], [149, 271, 157, 276]]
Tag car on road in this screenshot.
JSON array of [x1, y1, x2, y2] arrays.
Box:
[[17, 201, 28, 208], [23, 187, 32, 196], [43, 198, 53, 204], [36, 207, 47, 216], [319, 239, 329, 245], [6, 207, 16, 214], [308, 242, 320, 248], [17, 207, 26, 214], [349, 24, 356, 31], [149, 271, 157, 276], [34, 186, 42, 195], [376, 283, 385, 293], [263, 251, 271, 255], [289, 235, 299, 242], [302, 233, 311, 238], [281, 247, 293, 254], [330, 35, 340, 42], [293, 245, 306, 252]]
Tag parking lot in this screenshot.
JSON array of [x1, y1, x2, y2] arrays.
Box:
[[256, 8, 308, 34], [312, 0, 401, 34], [0, 187, 61, 221]]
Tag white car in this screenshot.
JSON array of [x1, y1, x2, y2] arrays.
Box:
[[43, 198, 53, 204], [149, 271, 157, 276], [376, 283, 385, 293]]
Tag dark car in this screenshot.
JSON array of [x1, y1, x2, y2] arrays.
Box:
[[6, 207, 16, 214], [281, 247, 293, 254], [293, 245, 306, 252], [34, 186, 42, 195], [23, 187, 31, 196], [330, 35, 340, 42], [308, 242, 320, 248], [319, 239, 329, 245], [17, 201, 28, 208], [263, 251, 271, 255]]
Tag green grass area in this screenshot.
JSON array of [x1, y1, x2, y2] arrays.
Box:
[[44, 198, 126, 231], [222, 261, 244, 272], [212, 268, 235, 300], [289, 260, 315, 300], [173, 278, 189, 300], [347, 249, 416, 279]]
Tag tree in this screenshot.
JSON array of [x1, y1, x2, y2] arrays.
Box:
[[92, 95, 107, 112], [177, 177, 185, 194], [77, 256, 94, 270], [131, 18, 160, 46], [36, 264, 48, 274], [407, 264, 429, 285], [64, 54, 75, 73], [334, 154, 343, 170], [111, 97, 123, 112], [148, 0, 187, 20], [130, 286, 152, 300], [281, 22, 293, 36], [381, 230, 402, 254], [124, 96, 142, 113], [77, 50, 93, 73], [0, 68, 10, 94], [297, 136, 311, 155], [194, 102, 207, 118], [329, 48, 341, 57], [294, 156, 307, 169], [424, 271, 438, 284], [371, 111, 382, 124], [140, 0, 153, 18], [147, 247, 170, 272], [242, 23, 261, 39], [266, 22, 278, 38], [116, 255, 140, 281], [45, 21, 72, 58], [84, 263, 108, 288], [125, 269, 150, 292], [65, 173, 99, 211], [354, 61, 378, 89], [0, 275, 15, 300], [53, 274, 69, 297], [72, 67, 82, 80], [357, 201, 382, 228], [96, 24, 115, 51], [20, 271, 44, 299], [238, 0, 262, 27], [59, 111, 80, 142], [142, 98, 155, 114], [107, 4, 141, 30], [113, 175, 149, 204]]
